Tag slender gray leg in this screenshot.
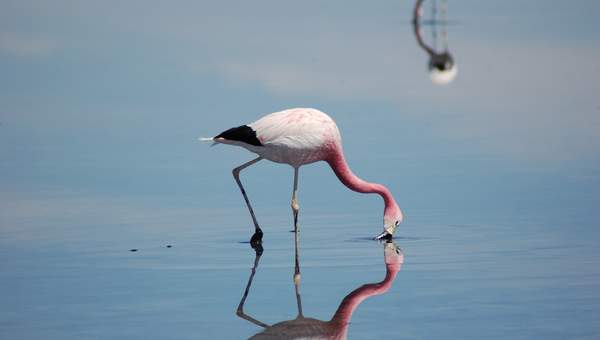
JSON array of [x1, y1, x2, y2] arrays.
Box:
[[236, 246, 269, 328], [232, 157, 263, 245], [291, 167, 300, 233]]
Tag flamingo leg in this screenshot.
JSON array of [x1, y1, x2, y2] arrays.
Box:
[[291, 167, 300, 233], [236, 244, 269, 328], [232, 156, 263, 245]]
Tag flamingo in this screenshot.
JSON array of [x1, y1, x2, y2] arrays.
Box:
[[201, 108, 403, 243]]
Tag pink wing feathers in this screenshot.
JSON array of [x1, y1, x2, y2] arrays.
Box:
[[249, 108, 341, 150]]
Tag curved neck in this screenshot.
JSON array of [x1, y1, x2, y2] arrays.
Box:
[[329, 263, 400, 326], [327, 147, 395, 209], [412, 0, 435, 56]]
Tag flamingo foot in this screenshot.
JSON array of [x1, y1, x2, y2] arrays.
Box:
[[250, 229, 263, 248]]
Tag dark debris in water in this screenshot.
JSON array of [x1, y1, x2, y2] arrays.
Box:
[[129, 245, 172, 252]]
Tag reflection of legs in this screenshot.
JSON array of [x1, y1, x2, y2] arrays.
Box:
[[293, 220, 303, 317], [232, 157, 263, 245], [291, 167, 300, 233], [236, 245, 269, 328]]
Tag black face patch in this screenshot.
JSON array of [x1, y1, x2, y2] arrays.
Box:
[[215, 125, 263, 146]]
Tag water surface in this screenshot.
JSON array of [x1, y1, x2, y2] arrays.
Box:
[[1, 0, 599, 339]]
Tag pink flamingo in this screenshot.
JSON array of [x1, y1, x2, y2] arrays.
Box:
[[201, 108, 403, 242]]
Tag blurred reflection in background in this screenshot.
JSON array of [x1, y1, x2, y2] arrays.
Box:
[[236, 237, 404, 339], [412, 0, 458, 85]]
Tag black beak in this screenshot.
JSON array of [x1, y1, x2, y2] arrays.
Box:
[[374, 230, 393, 241]]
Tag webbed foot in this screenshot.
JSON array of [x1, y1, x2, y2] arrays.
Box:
[[250, 229, 263, 248]]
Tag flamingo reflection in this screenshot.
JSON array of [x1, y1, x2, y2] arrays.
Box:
[[412, 0, 458, 85], [236, 235, 404, 339]]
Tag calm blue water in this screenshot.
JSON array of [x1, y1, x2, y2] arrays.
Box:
[[1, 1, 599, 339]]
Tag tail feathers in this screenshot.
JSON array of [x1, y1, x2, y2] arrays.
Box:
[[198, 137, 218, 147]]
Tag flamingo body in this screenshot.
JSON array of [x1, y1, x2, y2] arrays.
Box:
[[217, 108, 340, 167], [206, 108, 403, 239]]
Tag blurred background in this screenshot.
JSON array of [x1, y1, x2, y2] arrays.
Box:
[[1, 1, 599, 339]]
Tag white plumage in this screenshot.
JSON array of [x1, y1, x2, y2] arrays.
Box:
[[249, 108, 341, 166]]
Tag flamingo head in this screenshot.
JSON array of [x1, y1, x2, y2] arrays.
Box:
[[376, 204, 403, 240], [383, 240, 404, 266]]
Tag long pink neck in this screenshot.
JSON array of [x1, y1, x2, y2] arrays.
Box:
[[329, 263, 400, 326], [327, 146, 396, 211]]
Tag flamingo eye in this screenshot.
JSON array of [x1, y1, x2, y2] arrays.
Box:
[[395, 220, 399, 226]]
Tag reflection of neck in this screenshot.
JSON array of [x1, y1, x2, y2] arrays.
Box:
[[329, 263, 400, 326], [412, 0, 435, 56]]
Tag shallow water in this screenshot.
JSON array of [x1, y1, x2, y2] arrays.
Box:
[[1, 0, 600, 339]]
